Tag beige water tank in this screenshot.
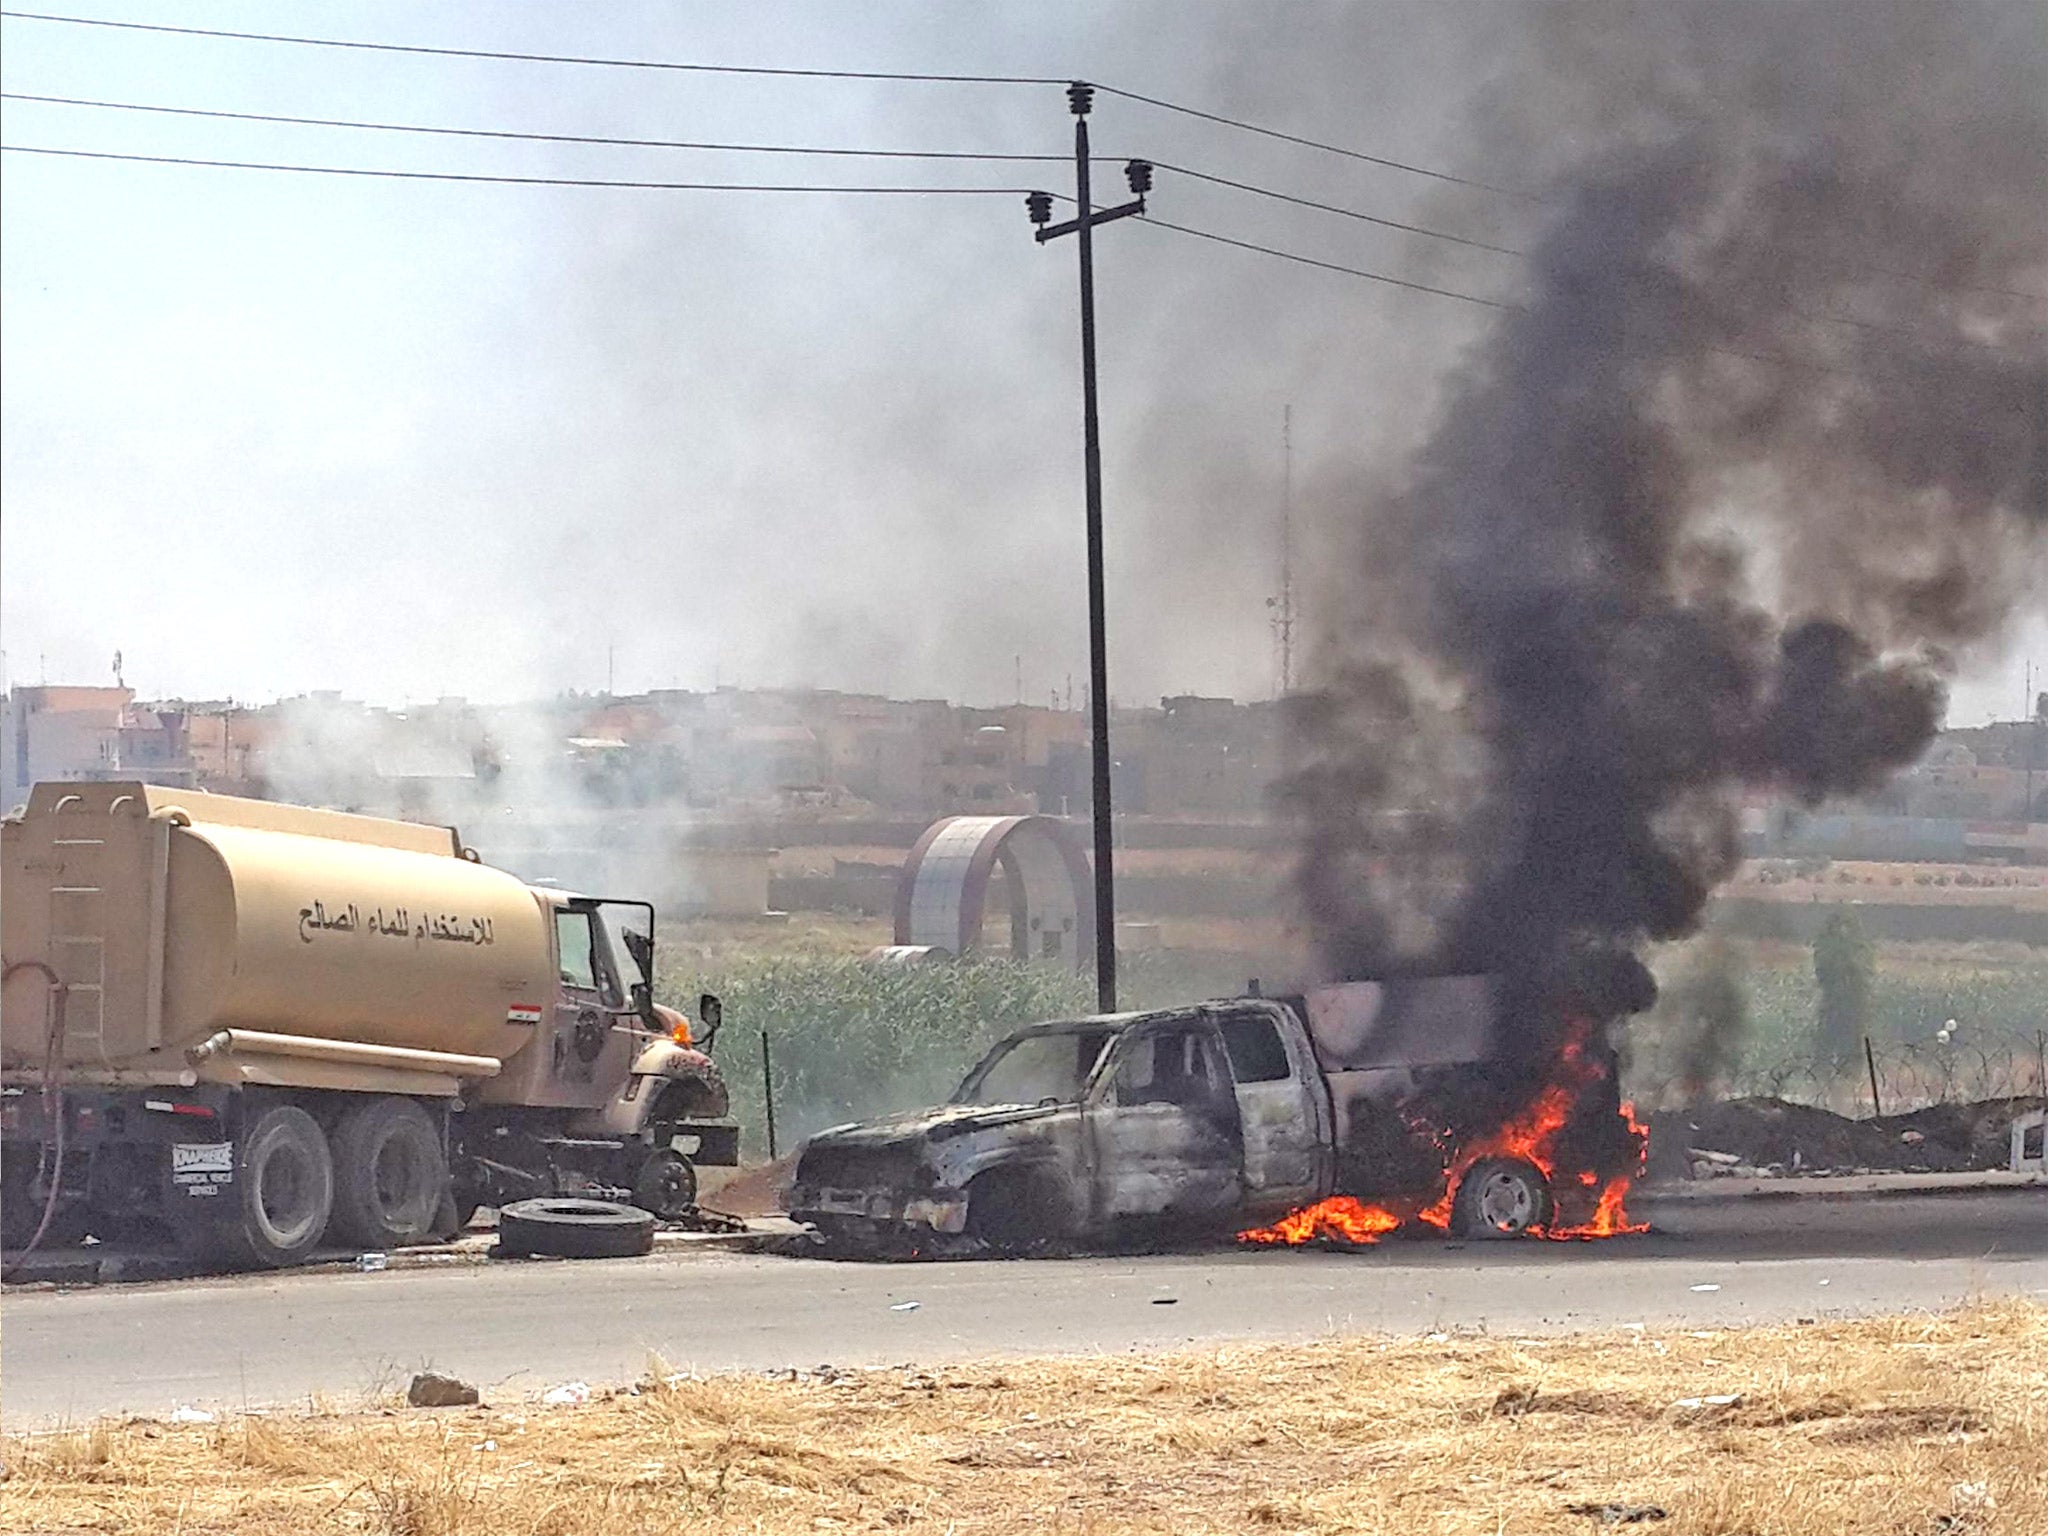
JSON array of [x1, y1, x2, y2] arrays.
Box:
[[2, 783, 553, 1074]]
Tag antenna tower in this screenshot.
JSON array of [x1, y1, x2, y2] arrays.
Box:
[[1270, 405, 1297, 697]]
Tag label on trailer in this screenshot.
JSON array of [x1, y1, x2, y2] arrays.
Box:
[[506, 1003, 543, 1025], [172, 1142, 235, 1197]]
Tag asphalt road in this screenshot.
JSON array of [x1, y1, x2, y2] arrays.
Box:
[[4, 1191, 2042, 1426]]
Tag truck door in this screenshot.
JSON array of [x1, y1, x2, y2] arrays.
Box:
[[1088, 1020, 1243, 1222], [549, 906, 618, 1088], [1213, 1004, 1328, 1212]]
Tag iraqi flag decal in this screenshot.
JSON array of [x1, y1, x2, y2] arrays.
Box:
[[506, 1003, 544, 1026]]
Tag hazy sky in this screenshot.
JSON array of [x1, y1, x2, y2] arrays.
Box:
[[3, 3, 2041, 721]]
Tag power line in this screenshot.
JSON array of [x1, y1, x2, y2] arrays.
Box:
[[16, 91, 2031, 338], [1093, 84, 1529, 200], [1138, 215, 1519, 311], [1133, 216, 1903, 379], [0, 11, 1525, 196], [10, 91, 1519, 256], [0, 91, 1078, 162], [7, 136, 2024, 360], [1153, 160, 1524, 258], [7, 131, 2027, 359], [0, 10, 1065, 85], [0, 8, 1517, 196], [8, 9, 2041, 307], [1150, 183, 2036, 354], [0, 144, 1048, 195]]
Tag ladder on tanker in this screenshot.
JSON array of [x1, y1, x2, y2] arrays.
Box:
[[42, 821, 110, 1063]]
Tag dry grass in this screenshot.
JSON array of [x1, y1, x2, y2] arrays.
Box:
[[5, 1302, 2043, 1535]]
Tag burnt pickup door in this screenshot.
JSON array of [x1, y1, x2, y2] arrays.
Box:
[[1087, 1017, 1243, 1223], [1210, 1003, 1329, 1211]]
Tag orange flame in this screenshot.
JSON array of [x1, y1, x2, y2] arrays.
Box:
[[1239, 1196, 1402, 1246], [1545, 1175, 1649, 1240], [1242, 1020, 1650, 1246]]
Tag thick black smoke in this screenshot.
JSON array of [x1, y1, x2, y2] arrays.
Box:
[[1282, 2, 2046, 1019]]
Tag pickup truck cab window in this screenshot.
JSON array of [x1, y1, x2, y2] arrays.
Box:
[[958, 1026, 1112, 1106], [1112, 1025, 1232, 1112], [1218, 1013, 1292, 1083]]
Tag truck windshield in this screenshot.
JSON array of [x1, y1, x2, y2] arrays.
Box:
[[956, 1028, 1113, 1107]]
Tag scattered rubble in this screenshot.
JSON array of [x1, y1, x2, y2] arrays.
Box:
[[406, 1371, 479, 1408], [1648, 1096, 2039, 1181]]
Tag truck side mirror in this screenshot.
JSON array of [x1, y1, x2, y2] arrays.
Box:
[[697, 992, 723, 1052]]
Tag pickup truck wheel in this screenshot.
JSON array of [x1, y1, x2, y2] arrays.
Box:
[[330, 1097, 448, 1250], [497, 1198, 655, 1260], [630, 1149, 698, 1221], [213, 1104, 335, 1269], [966, 1168, 1071, 1255], [1449, 1158, 1554, 1239]]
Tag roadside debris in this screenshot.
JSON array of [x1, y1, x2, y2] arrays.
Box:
[[540, 1381, 592, 1407], [1492, 1384, 1538, 1417], [889, 1300, 921, 1312], [166, 1406, 215, 1424], [497, 1199, 655, 1261], [1670, 1393, 1743, 1412], [406, 1371, 479, 1408], [355, 1253, 389, 1273], [1689, 1284, 1721, 1293], [1651, 1097, 2032, 1181]]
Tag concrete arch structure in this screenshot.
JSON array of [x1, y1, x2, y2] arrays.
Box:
[[893, 815, 1093, 970]]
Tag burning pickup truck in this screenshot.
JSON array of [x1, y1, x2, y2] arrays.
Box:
[[788, 976, 1648, 1254]]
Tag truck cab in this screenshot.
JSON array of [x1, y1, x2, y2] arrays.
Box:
[[789, 1000, 1335, 1251]]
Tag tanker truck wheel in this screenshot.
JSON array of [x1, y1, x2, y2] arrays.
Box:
[[630, 1148, 698, 1221], [330, 1097, 448, 1251], [211, 1104, 335, 1269]]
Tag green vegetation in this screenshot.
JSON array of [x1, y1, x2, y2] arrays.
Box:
[[659, 923, 2048, 1153], [1812, 911, 1876, 1066], [656, 955, 1086, 1150], [1640, 937, 2048, 1109], [656, 949, 1269, 1152]]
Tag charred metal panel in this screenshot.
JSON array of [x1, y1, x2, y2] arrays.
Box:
[[1208, 1002, 1327, 1207], [1089, 1020, 1243, 1221], [1303, 976, 1499, 1070]]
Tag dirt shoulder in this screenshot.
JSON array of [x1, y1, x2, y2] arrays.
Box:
[[8, 1302, 2040, 1535]]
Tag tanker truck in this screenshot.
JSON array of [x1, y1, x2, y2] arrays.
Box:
[[0, 781, 738, 1267]]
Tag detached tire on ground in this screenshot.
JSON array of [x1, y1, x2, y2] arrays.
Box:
[[329, 1096, 448, 1250], [1449, 1157, 1554, 1239], [497, 1198, 655, 1260], [212, 1103, 335, 1268]]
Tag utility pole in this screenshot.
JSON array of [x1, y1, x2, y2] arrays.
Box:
[[1027, 84, 1150, 1013]]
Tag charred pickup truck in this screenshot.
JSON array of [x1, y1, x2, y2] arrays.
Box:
[[788, 976, 1645, 1253]]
